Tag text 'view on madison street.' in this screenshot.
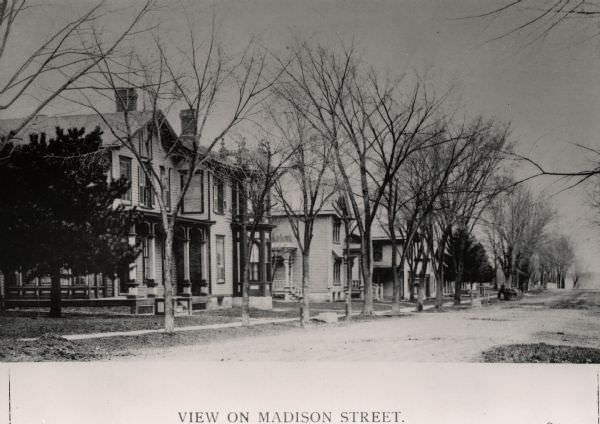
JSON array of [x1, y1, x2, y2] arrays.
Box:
[[2, 0, 600, 362]]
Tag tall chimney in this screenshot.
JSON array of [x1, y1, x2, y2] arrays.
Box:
[[115, 88, 137, 112], [180, 109, 197, 137]]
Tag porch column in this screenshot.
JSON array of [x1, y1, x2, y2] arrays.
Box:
[[283, 253, 290, 288], [200, 229, 208, 295], [182, 227, 191, 297], [146, 224, 158, 298], [288, 254, 294, 294], [127, 225, 139, 298]]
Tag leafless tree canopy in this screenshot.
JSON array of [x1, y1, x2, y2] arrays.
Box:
[[470, 0, 600, 42], [0, 0, 154, 141], [485, 184, 555, 289]]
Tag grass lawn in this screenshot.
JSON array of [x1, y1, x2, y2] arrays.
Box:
[[0, 298, 406, 361], [0, 295, 475, 362], [0, 321, 308, 362], [482, 343, 600, 363], [0, 299, 404, 339], [0, 306, 298, 339], [0, 315, 403, 362]]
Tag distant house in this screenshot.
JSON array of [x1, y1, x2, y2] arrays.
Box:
[[271, 211, 438, 302], [0, 89, 273, 313], [371, 229, 437, 300], [271, 210, 361, 302]]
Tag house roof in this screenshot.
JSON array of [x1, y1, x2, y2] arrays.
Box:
[[0, 111, 177, 146], [270, 208, 342, 218], [0, 111, 253, 178]]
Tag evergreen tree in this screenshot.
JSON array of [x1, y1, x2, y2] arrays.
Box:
[[445, 230, 494, 293], [0, 127, 140, 316]]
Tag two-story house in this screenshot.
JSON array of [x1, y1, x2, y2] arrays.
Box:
[[0, 88, 273, 313], [271, 210, 361, 302], [371, 225, 436, 300]]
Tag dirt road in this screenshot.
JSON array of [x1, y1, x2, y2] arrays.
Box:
[[131, 289, 600, 362]]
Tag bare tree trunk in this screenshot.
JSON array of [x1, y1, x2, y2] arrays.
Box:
[[416, 247, 428, 311], [470, 282, 474, 306], [391, 238, 401, 314], [509, 249, 517, 289], [453, 232, 466, 305], [241, 223, 250, 326], [301, 250, 310, 325], [454, 261, 464, 305], [345, 258, 352, 320], [431, 227, 449, 309], [344, 222, 352, 321], [416, 283, 424, 312], [541, 268, 547, 289], [163, 227, 175, 333], [361, 228, 373, 315], [408, 255, 418, 302], [49, 269, 62, 317], [436, 265, 445, 309]]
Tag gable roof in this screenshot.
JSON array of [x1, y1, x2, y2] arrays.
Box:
[[0, 111, 177, 146]]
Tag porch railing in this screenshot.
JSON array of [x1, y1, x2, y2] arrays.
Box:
[[5, 273, 114, 299]]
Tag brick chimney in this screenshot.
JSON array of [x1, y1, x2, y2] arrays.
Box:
[[180, 109, 197, 137], [115, 88, 137, 112]]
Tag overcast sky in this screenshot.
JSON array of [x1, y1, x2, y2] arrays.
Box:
[[6, 0, 600, 271]]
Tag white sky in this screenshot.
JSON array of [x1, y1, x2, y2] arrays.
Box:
[[4, 0, 600, 270]]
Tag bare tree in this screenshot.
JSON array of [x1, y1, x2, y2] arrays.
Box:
[[64, 14, 280, 332], [469, 0, 600, 43], [229, 137, 295, 326], [379, 122, 469, 312], [485, 184, 554, 291], [569, 258, 586, 288], [537, 232, 576, 288], [277, 41, 444, 315], [429, 118, 510, 306], [0, 1, 153, 144], [332, 192, 357, 320], [271, 106, 336, 325]]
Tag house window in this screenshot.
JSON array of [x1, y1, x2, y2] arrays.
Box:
[[139, 163, 153, 208], [160, 166, 171, 211], [333, 258, 341, 284], [181, 171, 204, 213], [142, 235, 151, 280], [213, 178, 225, 214], [249, 243, 260, 282], [216, 235, 225, 284], [119, 156, 132, 201], [231, 183, 238, 217], [373, 243, 383, 262], [138, 128, 152, 159], [333, 219, 341, 243]]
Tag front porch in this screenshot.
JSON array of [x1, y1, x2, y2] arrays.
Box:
[[3, 295, 215, 315], [271, 241, 299, 300]]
